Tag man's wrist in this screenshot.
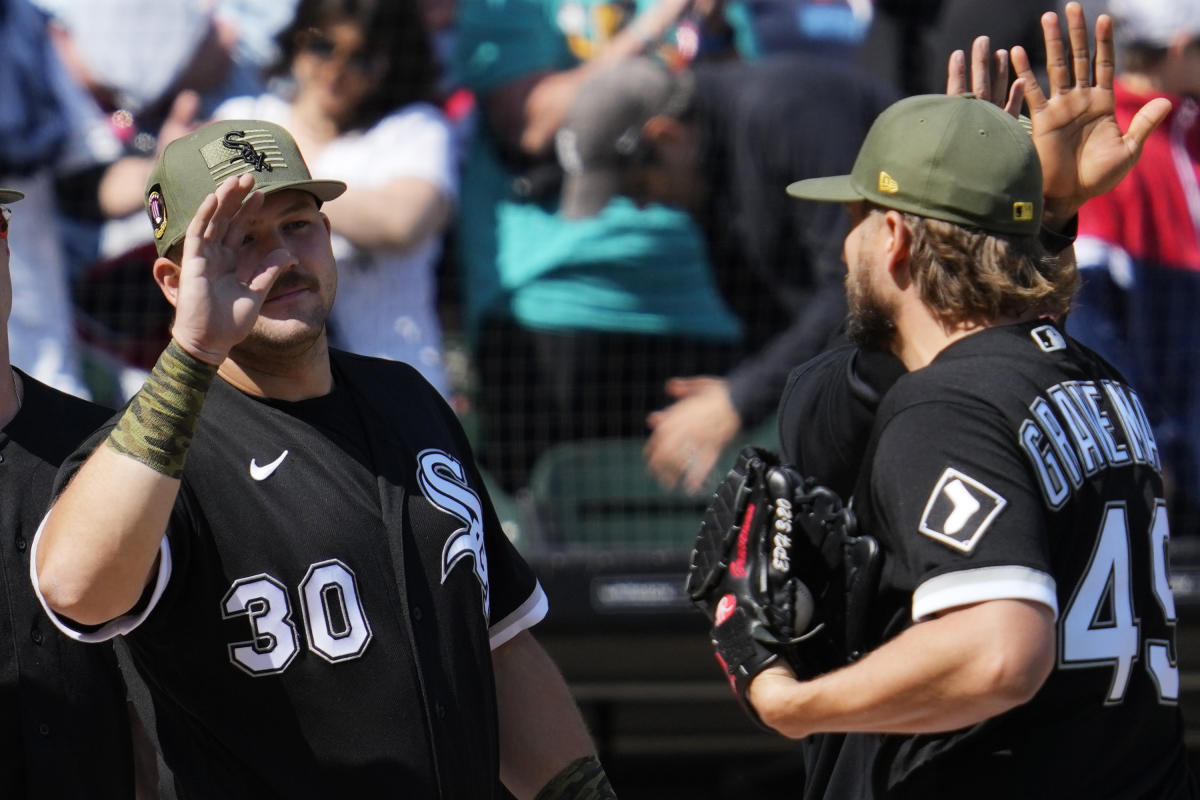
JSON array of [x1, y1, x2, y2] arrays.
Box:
[[1040, 198, 1081, 235], [170, 333, 227, 367], [1038, 213, 1078, 256], [105, 339, 218, 478]]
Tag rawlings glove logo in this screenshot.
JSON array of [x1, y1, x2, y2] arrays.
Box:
[[772, 497, 794, 572]]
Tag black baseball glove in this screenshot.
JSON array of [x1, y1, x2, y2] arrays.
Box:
[[685, 446, 882, 728]]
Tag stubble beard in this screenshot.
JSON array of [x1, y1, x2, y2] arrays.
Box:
[[235, 270, 335, 362], [845, 257, 897, 352]]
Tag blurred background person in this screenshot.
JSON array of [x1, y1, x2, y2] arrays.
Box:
[[742, 0, 871, 60], [215, 0, 458, 398], [36, 0, 265, 402], [0, 0, 91, 398], [855, 0, 1047, 97], [41, 0, 262, 251], [1068, 0, 1200, 537], [453, 0, 753, 494], [555, 53, 895, 494]]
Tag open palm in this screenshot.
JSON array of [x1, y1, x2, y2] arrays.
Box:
[[1012, 2, 1172, 227], [170, 175, 286, 364]]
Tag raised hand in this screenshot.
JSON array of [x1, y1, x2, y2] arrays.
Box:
[[169, 174, 289, 365], [1011, 1, 1172, 228], [946, 35, 1026, 117]]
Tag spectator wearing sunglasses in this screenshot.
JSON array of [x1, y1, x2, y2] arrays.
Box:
[[215, 0, 458, 399]]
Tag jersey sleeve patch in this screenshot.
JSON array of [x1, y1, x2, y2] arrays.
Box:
[[488, 580, 548, 650], [917, 467, 1008, 553], [30, 510, 174, 642], [912, 565, 1058, 621]]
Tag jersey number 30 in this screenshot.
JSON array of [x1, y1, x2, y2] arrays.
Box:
[[221, 559, 372, 676], [1059, 500, 1178, 705]]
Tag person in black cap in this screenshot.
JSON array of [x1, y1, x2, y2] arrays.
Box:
[[556, 50, 896, 493], [0, 187, 153, 797]]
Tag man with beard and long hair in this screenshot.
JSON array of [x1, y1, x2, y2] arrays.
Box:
[[705, 4, 1198, 798], [31, 119, 614, 799]]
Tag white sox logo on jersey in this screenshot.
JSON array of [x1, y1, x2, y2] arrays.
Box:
[[417, 449, 491, 619], [918, 468, 1007, 553]]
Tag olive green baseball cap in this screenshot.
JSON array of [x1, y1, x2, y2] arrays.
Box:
[[787, 94, 1042, 237], [144, 119, 346, 256], [0, 189, 24, 203]]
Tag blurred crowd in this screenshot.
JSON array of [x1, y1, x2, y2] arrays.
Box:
[[4, 0, 1200, 535]]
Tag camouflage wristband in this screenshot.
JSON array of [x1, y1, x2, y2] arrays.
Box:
[[105, 339, 218, 478], [533, 755, 617, 800]]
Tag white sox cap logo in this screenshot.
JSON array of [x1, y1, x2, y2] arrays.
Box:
[[918, 468, 1007, 553], [417, 449, 491, 619]]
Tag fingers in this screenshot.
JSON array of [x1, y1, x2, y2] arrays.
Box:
[[1093, 12, 1115, 91], [644, 428, 687, 490], [182, 192, 219, 260], [1011, 45, 1047, 115], [681, 446, 719, 496], [1125, 97, 1174, 154], [1065, 1, 1091, 88], [970, 36, 992, 100], [201, 174, 256, 245], [1041, 10, 1070, 96], [990, 47, 1010, 102], [244, 248, 289, 295], [1004, 78, 1026, 117], [947, 39, 1006, 104], [946, 48, 967, 96], [222, 188, 264, 253], [665, 376, 697, 399], [665, 375, 719, 398]]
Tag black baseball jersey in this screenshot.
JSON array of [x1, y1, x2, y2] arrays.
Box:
[[38, 351, 546, 798], [777, 339, 906, 499], [0, 370, 133, 798], [812, 321, 1194, 799]]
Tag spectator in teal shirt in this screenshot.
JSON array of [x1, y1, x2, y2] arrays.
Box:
[[455, 0, 751, 492]]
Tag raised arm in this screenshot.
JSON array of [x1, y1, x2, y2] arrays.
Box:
[[483, 0, 700, 156], [35, 174, 283, 626], [1011, 1, 1172, 230]]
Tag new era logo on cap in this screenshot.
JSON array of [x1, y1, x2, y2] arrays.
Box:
[[786, 94, 1043, 236]]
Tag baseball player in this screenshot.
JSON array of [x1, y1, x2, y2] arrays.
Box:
[[0, 188, 146, 796], [708, 4, 1196, 798], [31, 121, 614, 798]]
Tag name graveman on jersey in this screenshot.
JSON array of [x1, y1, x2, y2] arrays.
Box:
[[700, 4, 1197, 796]]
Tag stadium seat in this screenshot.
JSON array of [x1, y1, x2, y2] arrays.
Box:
[[527, 417, 778, 550]]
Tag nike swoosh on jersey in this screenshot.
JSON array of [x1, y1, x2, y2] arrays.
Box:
[[249, 450, 290, 481]]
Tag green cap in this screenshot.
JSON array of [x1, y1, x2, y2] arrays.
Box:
[[0, 189, 24, 204], [144, 119, 347, 256], [786, 94, 1042, 236]]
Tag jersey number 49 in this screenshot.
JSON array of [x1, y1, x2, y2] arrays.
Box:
[[1059, 500, 1178, 705]]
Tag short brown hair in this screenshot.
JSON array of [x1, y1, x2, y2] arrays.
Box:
[[900, 212, 1078, 327]]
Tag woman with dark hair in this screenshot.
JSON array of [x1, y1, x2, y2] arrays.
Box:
[[216, 0, 457, 396]]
